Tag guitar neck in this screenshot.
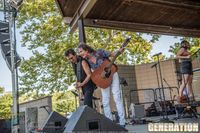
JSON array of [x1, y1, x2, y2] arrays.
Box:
[[107, 51, 121, 67], [106, 37, 131, 68]]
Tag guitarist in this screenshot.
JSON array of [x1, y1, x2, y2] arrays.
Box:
[[78, 43, 126, 127], [176, 40, 194, 103], [65, 48, 96, 108]]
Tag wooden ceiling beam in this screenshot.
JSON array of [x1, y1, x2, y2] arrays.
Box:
[[152, 0, 200, 7], [63, 17, 200, 37], [83, 19, 200, 37], [69, 0, 97, 33], [57, 1, 200, 37], [132, 0, 200, 10]]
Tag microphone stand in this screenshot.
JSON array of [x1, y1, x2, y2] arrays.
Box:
[[71, 90, 79, 109], [163, 78, 173, 103], [155, 53, 173, 123], [151, 63, 161, 101]]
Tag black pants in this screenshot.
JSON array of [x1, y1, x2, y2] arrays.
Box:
[[82, 88, 94, 108]]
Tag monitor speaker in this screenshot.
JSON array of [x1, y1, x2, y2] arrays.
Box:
[[41, 111, 68, 133], [63, 105, 127, 132]]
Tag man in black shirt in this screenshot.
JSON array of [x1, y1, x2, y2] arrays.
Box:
[[65, 49, 96, 108]]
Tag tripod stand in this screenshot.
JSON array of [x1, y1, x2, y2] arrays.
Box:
[[174, 48, 200, 119], [175, 66, 199, 119], [153, 53, 173, 122]]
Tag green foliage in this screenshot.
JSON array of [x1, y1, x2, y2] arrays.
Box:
[[0, 92, 12, 119], [17, 0, 76, 94], [52, 92, 76, 115], [19, 91, 48, 102], [0, 86, 4, 94]]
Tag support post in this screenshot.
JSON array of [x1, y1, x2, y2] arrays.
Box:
[[9, 7, 19, 133], [78, 19, 86, 43]]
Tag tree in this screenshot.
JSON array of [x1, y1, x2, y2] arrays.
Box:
[[0, 86, 4, 94], [17, 0, 159, 95], [0, 87, 12, 119], [52, 92, 76, 115]]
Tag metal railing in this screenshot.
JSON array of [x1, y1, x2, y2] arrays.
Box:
[[130, 88, 156, 105]]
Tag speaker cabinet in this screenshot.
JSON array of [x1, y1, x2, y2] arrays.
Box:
[[64, 105, 127, 132], [41, 111, 68, 133]]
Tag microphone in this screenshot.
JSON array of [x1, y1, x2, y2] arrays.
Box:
[[39, 105, 50, 108], [151, 63, 157, 68], [153, 52, 162, 57], [39, 105, 51, 114], [71, 90, 79, 97]]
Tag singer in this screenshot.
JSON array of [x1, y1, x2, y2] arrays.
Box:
[[176, 40, 194, 103]]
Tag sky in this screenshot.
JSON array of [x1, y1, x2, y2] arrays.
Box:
[[0, 12, 183, 92]]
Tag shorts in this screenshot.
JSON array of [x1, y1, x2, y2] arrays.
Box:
[[180, 61, 193, 75]]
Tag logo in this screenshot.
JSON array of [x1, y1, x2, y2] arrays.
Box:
[[148, 123, 199, 132]]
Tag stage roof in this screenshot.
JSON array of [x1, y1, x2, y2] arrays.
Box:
[[55, 0, 200, 37]]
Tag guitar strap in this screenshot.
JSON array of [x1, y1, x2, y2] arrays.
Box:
[[95, 50, 118, 71], [94, 50, 110, 62], [76, 58, 82, 82], [94, 51, 104, 61], [75, 57, 84, 105]]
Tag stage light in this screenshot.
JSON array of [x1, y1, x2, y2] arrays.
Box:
[[0, 22, 21, 70]]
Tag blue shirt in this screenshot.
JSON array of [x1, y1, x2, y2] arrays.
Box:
[[88, 49, 110, 70]]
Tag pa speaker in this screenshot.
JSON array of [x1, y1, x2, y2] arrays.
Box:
[[63, 105, 127, 132], [41, 111, 68, 133]]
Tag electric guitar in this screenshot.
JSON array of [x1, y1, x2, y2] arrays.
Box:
[[91, 37, 131, 89]]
